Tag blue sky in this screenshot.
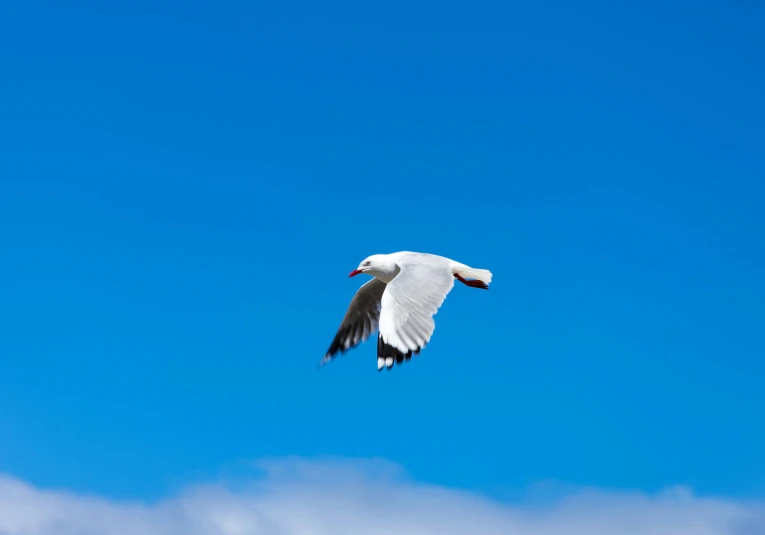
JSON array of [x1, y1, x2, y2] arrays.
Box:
[[1, 0, 764, 525]]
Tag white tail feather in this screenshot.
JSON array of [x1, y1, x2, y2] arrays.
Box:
[[451, 262, 493, 284]]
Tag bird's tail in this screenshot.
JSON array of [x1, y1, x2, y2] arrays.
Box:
[[452, 262, 493, 285]]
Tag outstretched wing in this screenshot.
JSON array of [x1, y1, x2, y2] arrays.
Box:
[[377, 255, 455, 370], [321, 278, 387, 366]]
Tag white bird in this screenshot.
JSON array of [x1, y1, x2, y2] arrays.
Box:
[[321, 251, 493, 371]]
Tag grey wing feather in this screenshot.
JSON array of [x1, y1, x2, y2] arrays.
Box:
[[321, 278, 387, 365]]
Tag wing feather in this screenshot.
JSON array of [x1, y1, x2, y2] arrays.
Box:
[[377, 256, 455, 370], [322, 278, 387, 366]]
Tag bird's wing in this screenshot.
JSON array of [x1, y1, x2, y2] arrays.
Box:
[[321, 278, 387, 366], [377, 255, 455, 369]]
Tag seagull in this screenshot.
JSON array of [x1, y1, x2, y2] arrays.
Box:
[[321, 251, 492, 371]]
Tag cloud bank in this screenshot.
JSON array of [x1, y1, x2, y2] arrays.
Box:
[[0, 457, 762, 535]]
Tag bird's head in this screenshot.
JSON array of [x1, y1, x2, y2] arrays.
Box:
[[349, 254, 397, 279]]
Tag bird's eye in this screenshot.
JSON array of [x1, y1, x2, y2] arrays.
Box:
[[365, 261, 371, 266]]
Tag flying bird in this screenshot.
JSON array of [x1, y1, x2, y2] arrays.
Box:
[[321, 251, 492, 371]]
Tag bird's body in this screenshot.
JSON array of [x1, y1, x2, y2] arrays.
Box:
[[322, 251, 492, 371]]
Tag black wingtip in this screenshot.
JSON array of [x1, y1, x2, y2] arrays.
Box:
[[376, 335, 422, 371]]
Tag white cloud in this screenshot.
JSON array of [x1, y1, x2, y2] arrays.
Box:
[[0, 457, 762, 535]]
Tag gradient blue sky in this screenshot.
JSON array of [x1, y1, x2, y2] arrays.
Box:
[[1, 0, 764, 506]]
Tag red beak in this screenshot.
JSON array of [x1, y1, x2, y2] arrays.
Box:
[[349, 269, 362, 277]]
